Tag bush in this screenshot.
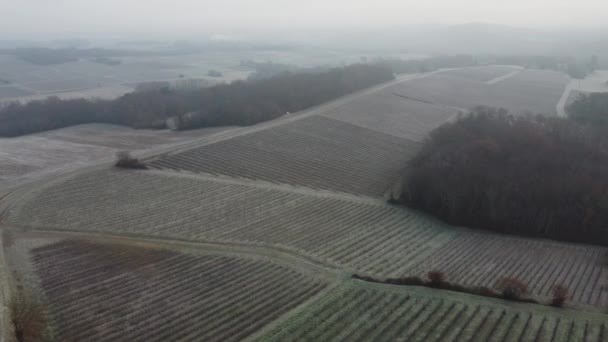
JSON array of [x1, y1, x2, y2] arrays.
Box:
[[426, 271, 446, 288], [496, 277, 528, 300], [550, 284, 569, 307], [114, 151, 147, 170], [9, 291, 48, 342], [400, 108, 608, 246]]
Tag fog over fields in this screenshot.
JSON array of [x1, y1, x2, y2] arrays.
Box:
[[1, 1, 608, 341]]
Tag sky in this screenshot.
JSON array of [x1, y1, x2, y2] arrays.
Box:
[[2, 0, 608, 38]]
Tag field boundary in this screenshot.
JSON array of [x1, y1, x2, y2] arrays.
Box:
[[145, 169, 389, 206], [0, 233, 13, 342], [6, 227, 348, 281]]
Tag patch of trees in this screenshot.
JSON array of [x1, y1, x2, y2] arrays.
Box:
[[0, 63, 394, 136], [353, 272, 570, 307], [14, 48, 79, 65], [567, 92, 608, 126], [398, 107, 608, 246]]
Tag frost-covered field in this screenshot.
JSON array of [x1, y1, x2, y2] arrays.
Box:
[[0, 124, 235, 189], [23, 239, 329, 341], [8, 169, 607, 308], [147, 115, 421, 197], [263, 284, 608, 342], [391, 69, 569, 116], [3, 66, 606, 339]]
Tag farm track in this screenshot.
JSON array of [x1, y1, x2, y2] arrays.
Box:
[[5, 169, 607, 309]]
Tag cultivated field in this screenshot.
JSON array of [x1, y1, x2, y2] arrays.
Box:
[[8, 169, 607, 308], [1, 65, 606, 340], [262, 284, 608, 341], [390, 69, 569, 116], [27, 239, 328, 341], [405, 232, 608, 307], [147, 115, 421, 197], [320, 90, 458, 141], [440, 65, 522, 82], [0, 123, 235, 189]]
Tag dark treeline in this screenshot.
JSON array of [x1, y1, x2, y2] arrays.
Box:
[[0, 63, 394, 137], [399, 107, 608, 246], [567, 92, 608, 126]]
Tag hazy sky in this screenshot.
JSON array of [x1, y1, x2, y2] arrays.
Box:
[[2, 0, 608, 37]]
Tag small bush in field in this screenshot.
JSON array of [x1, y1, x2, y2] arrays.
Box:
[[115, 151, 147, 170], [426, 271, 446, 288], [551, 284, 569, 307], [496, 277, 528, 300], [9, 291, 48, 342]]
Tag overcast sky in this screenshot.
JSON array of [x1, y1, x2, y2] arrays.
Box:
[[3, 0, 608, 38]]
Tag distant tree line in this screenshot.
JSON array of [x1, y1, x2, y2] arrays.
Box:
[[398, 106, 608, 246], [567, 92, 608, 126], [0, 63, 394, 137]]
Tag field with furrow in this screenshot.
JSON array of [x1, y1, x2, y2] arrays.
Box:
[[260, 284, 608, 341], [8, 169, 454, 275], [440, 65, 521, 82], [8, 169, 607, 309], [146, 115, 420, 197], [404, 232, 608, 307], [390, 69, 568, 116], [319, 91, 458, 141], [29, 239, 328, 341]]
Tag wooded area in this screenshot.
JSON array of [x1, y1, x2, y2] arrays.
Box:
[[400, 107, 608, 245], [0, 63, 394, 136]]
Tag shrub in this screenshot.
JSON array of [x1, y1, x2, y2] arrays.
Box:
[[550, 284, 569, 307], [426, 271, 446, 288], [114, 151, 147, 170], [496, 277, 528, 300], [9, 291, 48, 342]]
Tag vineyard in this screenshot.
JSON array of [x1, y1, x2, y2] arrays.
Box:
[[319, 90, 458, 141], [1, 65, 606, 340], [261, 284, 608, 341], [147, 115, 420, 197], [440, 65, 521, 82], [0, 123, 234, 189], [402, 232, 608, 307], [29, 239, 328, 341], [390, 69, 568, 116], [8, 169, 607, 308]]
